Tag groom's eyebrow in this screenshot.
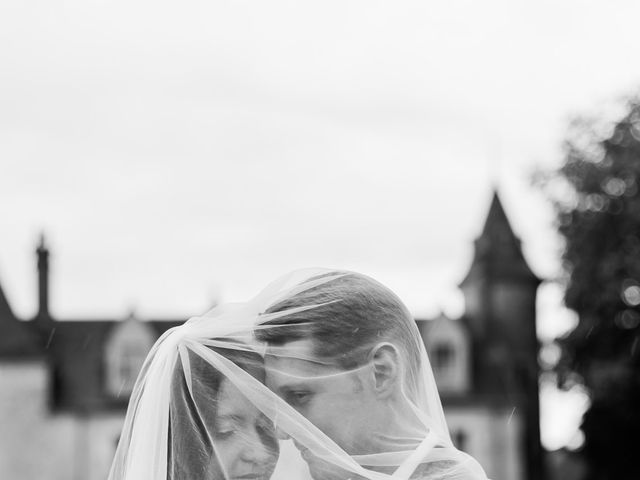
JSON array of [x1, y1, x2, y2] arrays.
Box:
[[265, 351, 331, 367], [276, 381, 313, 394]]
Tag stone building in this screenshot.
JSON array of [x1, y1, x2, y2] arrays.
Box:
[[0, 192, 542, 480]]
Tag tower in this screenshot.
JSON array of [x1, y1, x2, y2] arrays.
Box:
[[459, 191, 543, 480]]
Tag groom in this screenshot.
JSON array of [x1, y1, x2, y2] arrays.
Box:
[[256, 271, 438, 479]]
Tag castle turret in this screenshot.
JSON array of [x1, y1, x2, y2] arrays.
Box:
[[459, 191, 543, 480]]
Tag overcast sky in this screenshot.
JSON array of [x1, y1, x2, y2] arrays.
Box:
[[2, 0, 640, 450]]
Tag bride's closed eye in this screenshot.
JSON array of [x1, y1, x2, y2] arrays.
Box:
[[213, 429, 235, 440], [213, 424, 236, 439], [214, 417, 237, 439]]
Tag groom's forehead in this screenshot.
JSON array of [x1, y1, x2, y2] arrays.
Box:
[[264, 339, 337, 375], [265, 339, 318, 366]]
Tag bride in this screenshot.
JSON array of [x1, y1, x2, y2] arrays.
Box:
[[108, 269, 488, 480], [168, 344, 279, 480]]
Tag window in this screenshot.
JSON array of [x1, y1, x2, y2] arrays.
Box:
[[104, 317, 154, 398], [424, 318, 470, 394], [115, 343, 147, 395], [433, 342, 455, 373]]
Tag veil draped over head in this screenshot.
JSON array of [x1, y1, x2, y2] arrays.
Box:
[[108, 269, 489, 480]]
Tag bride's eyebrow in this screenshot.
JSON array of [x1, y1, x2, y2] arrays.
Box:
[[214, 413, 245, 423]]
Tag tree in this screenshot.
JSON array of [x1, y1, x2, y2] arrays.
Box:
[[543, 98, 640, 479]]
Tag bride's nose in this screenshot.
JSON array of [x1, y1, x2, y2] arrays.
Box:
[[239, 430, 276, 463], [275, 426, 290, 440]]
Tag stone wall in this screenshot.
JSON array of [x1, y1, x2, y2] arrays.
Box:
[[446, 405, 523, 480], [0, 362, 75, 480]]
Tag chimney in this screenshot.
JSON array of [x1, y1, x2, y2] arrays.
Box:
[[36, 233, 50, 319]]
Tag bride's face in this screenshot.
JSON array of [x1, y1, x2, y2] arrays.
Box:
[[212, 379, 279, 480]]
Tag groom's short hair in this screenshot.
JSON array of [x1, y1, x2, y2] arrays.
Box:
[[256, 271, 421, 376]]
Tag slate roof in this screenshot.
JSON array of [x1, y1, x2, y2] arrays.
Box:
[[0, 279, 42, 359], [460, 192, 541, 287], [44, 318, 183, 413]]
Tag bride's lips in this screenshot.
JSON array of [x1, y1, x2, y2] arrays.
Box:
[[295, 444, 313, 462], [234, 473, 266, 479]]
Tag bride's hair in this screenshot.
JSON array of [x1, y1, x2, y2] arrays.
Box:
[[256, 270, 422, 378], [167, 345, 272, 480]]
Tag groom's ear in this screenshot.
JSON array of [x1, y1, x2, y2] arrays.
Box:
[[369, 342, 401, 399]]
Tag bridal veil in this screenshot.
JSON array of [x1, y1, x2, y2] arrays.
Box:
[[108, 269, 488, 480]]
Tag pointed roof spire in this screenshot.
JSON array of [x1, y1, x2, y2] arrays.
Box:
[[461, 190, 540, 286], [481, 191, 512, 236]]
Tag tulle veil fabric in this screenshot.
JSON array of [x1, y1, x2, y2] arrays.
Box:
[[108, 269, 488, 480]]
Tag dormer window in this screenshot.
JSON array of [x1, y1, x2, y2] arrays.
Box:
[[113, 342, 147, 395], [105, 313, 155, 398], [419, 315, 470, 394]]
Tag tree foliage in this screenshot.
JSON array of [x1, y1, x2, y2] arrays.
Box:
[[545, 99, 640, 479]]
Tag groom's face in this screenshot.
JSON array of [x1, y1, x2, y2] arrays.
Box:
[[264, 339, 376, 455]]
